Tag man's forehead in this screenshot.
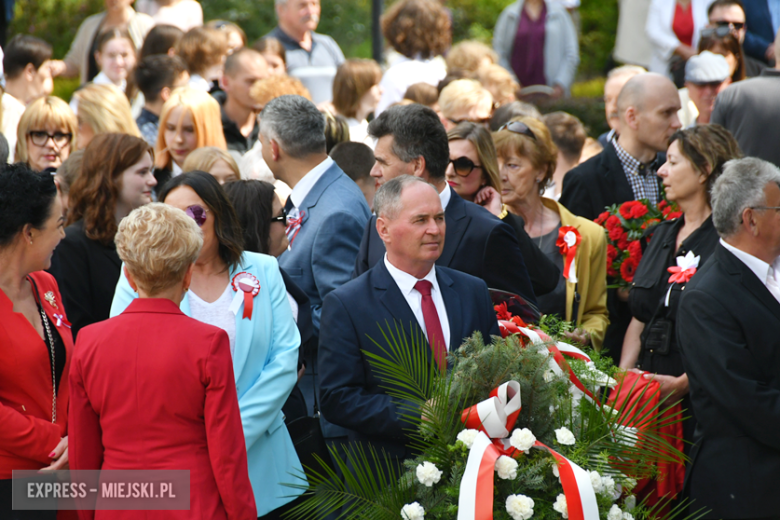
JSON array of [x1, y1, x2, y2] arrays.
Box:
[[710, 5, 745, 20]]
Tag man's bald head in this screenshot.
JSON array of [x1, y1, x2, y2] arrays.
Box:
[[616, 73, 677, 115]]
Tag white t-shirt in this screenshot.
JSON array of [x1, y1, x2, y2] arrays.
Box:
[[188, 283, 237, 357], [135, 0, 203, 31], [1, 93, 26, 163]]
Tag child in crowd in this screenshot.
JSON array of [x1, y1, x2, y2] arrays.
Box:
[[134, 54, 190, 146]]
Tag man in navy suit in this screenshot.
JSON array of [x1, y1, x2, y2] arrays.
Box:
[[353, 103, 537, 306], [260, 94, 371, 446], [319, 175, 500, 468], [741, 0, 777, 63]]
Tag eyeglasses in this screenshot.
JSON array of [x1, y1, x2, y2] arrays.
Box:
[[498, 121, 537, 141], [751, 206, 780, 212], [449, 156, 483, 177], [185, 204, 208, 226], [700, 25, 732, 39], [715, 21, 745, 30], [28, 131, 72, 147], [270, 207, 287, 224]]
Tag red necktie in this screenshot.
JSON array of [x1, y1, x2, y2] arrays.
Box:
[[414, 280, 447, 370]]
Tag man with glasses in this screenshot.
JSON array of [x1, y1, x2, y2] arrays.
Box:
[[354, 103, 537, 306], [677, 158, 780, 519], [707, 0, 767, 76], [711, 35, 780, 166]]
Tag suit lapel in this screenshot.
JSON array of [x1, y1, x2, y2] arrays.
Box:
[[438, 191, 469, 267], [436, 268, 463, 351], [230, 256, 255, 379], [299, 163, 341, 225], [603, 143, 634, 204], [717, 245, 780, 316], [374, 261, 420, 329]]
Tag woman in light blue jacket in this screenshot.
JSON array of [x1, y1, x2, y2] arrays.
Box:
[[492, 0, 580, 96], [110, 171, 304, 518]]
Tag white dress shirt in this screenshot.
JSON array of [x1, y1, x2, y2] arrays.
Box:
[[289, 156, 334, 209], [439, 183, 452, 211], [384, 255, 451, 350], [720, 238, 780, 303]]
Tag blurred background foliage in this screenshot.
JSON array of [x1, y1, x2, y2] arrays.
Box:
[[11, 0, 614, 132]]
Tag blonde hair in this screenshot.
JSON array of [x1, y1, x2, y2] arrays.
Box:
[[16, 96, 78, 164], [477, 64, 519, 107], [332, 58, 382, 119], [155, 87, 227, 170], [116, 203, 203, 295], [446, 41, 497, 74], [493, 116, 558, 194], [438, 79, 493, 121], [72, 84, 140, 148], [183, 146, 241, 178], [249, 75, 311, 107]]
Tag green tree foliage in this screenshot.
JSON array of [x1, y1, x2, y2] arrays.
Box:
[[11, 0, 104, 59]]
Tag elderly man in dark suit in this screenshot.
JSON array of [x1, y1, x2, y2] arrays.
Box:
[[678, 157, 780, 519], [319, 175, 499, 468], [353, 103, 537, 305], [560, 72, 681, 362]]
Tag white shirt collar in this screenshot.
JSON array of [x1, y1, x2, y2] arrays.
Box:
[[439, 183, 452, 210], [720, 238, 779, 285], [290, 156, 334, 209], [383, 254, 438, 297], [188, 74, 211, 92], [93, 71, 126, 93]]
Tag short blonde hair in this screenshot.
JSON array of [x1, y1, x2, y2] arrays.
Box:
[[477, 64, 519, 107], [72, 84, 140, 147], [446, 41, 497, 74], [183, 146, 241, 178], [115, 203, 203, 295], [155, 87, 227, 170], [493, 116, 558, 194], [249, 75, 311, 107], [16, 96, 78, 164], [438, 79, 493, 121]]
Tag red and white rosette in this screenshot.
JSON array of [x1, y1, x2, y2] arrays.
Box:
[[457, 381, 599, 520], [556, 226, 581, 284], [229, 272, 260, 320], [665, 251, 700, 306]]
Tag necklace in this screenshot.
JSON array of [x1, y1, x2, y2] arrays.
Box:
[[38, 307, 57, 423]]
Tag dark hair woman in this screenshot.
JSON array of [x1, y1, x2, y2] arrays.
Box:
[[57, 133, 156, 338], [621, 124, 741, 447], [111, 171, 305, 518], [0, 165, 71, 518], [698, 30, 745, 85]]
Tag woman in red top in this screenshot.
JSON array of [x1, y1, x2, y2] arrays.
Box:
[[0, 164, 71, 519]]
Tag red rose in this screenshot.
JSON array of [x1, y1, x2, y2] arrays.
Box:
[[641, 218, 661, 230], [658, 200, 668, 211], [607, 244, 619, 264], [667, 211, 683, 220], [619, 201, 649, 220], [605, 214, 621, 230], [607, 266, 618, 277], [621, 256, 639, 283], [595, 211, 610, 225], [617, 232, 630, 251], [628, 240, 642, 262]]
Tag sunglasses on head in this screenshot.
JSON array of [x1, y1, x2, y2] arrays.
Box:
[[700, 25, 732, 39], [449, 157, 482, 177], [498, 121, 537, 141], [185, 204, 208, 227]]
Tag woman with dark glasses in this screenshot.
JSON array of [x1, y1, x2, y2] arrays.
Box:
[[56, 133, 156, 338], [15, 96, 77, 172], [494, 117, 609, 349], [110, 171, 306, 519], [446, 122, 559, 297]]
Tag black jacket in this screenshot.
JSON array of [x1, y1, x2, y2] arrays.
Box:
[[54, 220, 122, 339], [500, 211, 560, 296], [678, 244, 780, 518], [353, 189, 537, 305]]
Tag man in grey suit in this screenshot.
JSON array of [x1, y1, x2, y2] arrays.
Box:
[[260, 94, 371, 450]]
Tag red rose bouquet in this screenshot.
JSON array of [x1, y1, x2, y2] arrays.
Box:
[[595, 199, 681, 287]]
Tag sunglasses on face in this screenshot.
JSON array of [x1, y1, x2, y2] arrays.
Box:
[[498, 121, 537, 141], [270, 207, 287, 224], [715, 20, 745, 30], [28, 131, 72, 147], [449, 156, 483, 177], [185, 204, 208, 227]]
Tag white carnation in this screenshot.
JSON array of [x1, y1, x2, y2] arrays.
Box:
[[457, 429, 480, 449], [555, 427, 576, 446], [601, 475, 616, 497], [589, 471, 604, 493], [495, 455, 518, 480], [623, 495, 636, 509], [415, 461, 442, 487], [401, 502, 425, 520], [607, 505, 623, 520], [586, 361, 618, 388], [509, 428, 536, 453], [505, 494, 535, 520], [622, 513, 635, 520], [552, 493, 568, 519]]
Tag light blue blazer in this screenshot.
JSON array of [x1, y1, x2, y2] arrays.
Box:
[[110, 252, 304, 516]]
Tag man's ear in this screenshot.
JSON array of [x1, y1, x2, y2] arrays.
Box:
[[410, 156, 427, 179], [219, 73, 230, 92], [270, 139, 281, 162], [159, 86, 172, 103], [376, 215, 391, 244], [624, 106, 639, 131]]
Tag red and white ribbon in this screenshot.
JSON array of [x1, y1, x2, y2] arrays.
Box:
[[229, 272, 260, 320], [556, 226, 581, 284], [285, 209, 305, 247], [53, 313, 71, 329], [457, 382, 599, 520], [665, 251, 700, 306]]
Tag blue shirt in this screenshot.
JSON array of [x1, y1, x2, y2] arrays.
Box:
[[770, 0, 780, 33]]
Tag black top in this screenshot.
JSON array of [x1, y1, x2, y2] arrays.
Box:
[[500, 211, 560, 297], [213, 90, 259, 154], [535, 224, 567, 319], [629, 216, 719, 376]]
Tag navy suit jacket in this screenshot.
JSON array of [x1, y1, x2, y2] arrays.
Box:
[[353, 189, 537, 305], [318, 260, 500, 461], [742, 0, 775, 63]]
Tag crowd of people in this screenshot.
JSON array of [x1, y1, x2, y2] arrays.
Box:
[[1, 0, 780, 518]]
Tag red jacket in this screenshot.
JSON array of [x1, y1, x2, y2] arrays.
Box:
[[69, 298, 256, 520], [0, 271, 72, 478]]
